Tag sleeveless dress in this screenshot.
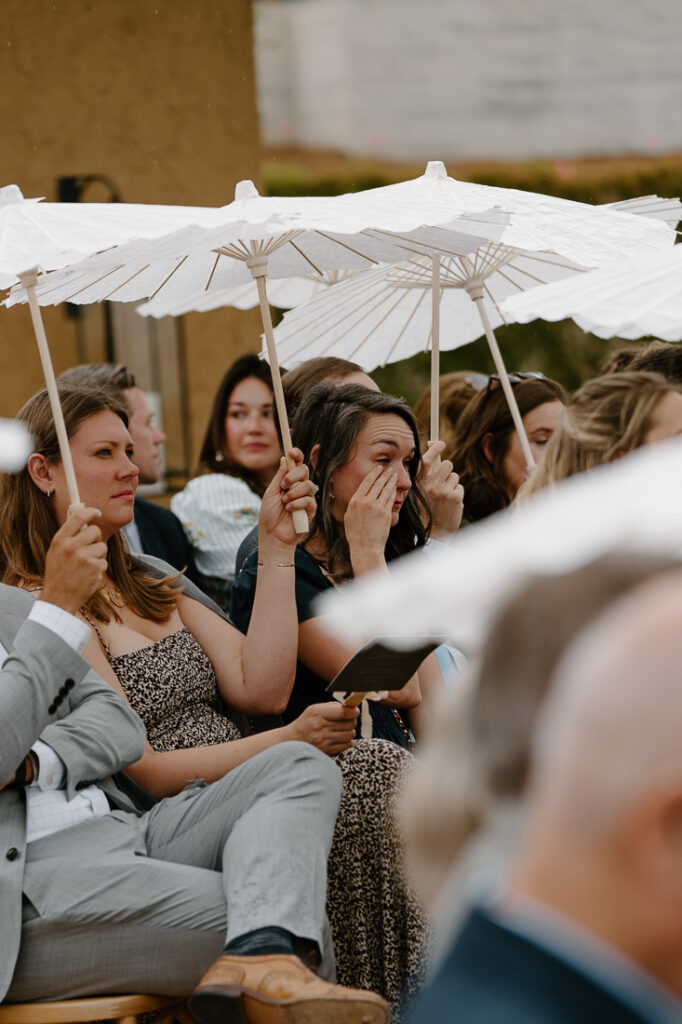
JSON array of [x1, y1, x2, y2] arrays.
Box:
[[88, 622, 428, 1017]]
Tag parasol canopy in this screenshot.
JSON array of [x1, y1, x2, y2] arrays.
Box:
[[0, 184, 227, 508], [6, 167, 513, 528], [0, 184, 223, 290], [7, 165, 677, 477], [135, 195, 681, 321], [501, 243, 682, 342], [134, 188, 680, 458]]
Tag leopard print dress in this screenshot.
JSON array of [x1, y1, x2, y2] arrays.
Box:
[[90, 624, 428, 1017]]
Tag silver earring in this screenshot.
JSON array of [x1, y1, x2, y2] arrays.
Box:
[[46, 488, 53, 498]]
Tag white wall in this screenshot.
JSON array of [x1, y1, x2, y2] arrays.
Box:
[[255, 0, 682, 161]]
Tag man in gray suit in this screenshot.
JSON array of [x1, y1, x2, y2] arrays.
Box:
[[1, 507, 388, 1024]]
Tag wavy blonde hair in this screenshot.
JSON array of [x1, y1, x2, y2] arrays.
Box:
[[521, 370, 680, 499]]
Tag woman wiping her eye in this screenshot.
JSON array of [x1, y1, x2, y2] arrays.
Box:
[[231, 381, 446, 747]]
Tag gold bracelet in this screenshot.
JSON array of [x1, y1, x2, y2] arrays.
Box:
[[257, 561, 295, 568]]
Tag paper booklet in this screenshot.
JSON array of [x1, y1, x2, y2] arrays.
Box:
[[325, 637, 441, 706]]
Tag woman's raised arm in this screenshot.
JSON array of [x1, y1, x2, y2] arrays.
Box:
[[180, 450, 315, 714]]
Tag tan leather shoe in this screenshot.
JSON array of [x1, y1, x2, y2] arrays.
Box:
[[189, 952, 391, 1024]]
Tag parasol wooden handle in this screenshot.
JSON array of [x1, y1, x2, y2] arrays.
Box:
[[342, 692, 367, 708], [19, 270, 84, 512], [251, 267, 309, 535], [429, 254, 441, 452], [463, 264, 535, 473]]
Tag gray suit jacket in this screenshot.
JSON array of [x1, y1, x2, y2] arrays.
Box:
[[0, 584, 147, 1001]]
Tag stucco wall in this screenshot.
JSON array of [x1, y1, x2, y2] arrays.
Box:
[[1, 0, 262, 465]]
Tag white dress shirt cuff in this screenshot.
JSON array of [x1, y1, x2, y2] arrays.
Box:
[[30, 739, 66, 791], [29, 601, 91, 654]]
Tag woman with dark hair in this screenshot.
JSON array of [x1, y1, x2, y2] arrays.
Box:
[[282, 356, 379, 420], [232, 380, 439, 1006], [448, 374, 567, 522], [231, 381, 444, 740], [171, 354, 282, 605], [2, 382, 429, 1017], [232, 356, 383, 579]]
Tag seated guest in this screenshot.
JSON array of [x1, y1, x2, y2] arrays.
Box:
[[273, 359, 463, 549], [0, 505, 389, 1024], [402, 554, 679, 965], [520, 370, 682, 498], [601, 339, 682, 379], [231, 382, 449, 743], [408, 571, 682, 1023], [1, 383, 427, 1015], [599, 344, 643, 374], [619, 338, 682, 385], [59, 363, 200, 581], [176, 354, 380, 602], [448, 374, 566, 522], [413, 371, 480, 452], [170, 354, 282, 608], [280, 356, 380, 411]]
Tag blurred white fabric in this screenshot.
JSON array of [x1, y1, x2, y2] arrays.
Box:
[[0, 418, 32, 471], [316, 437, 682, 655], [502, 244, 682, 342]]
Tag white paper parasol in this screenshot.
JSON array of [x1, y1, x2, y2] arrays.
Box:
[[501, 243, 682, 342], [0, 184, 224, 290], [268, 246, 584, 456], [137, 269, 359, 317], [7, 166, 676, 479], [314, 437, 682, 656], [0, 184, 225, 508], [137, 191, 681, 458], [136, 195, 681, 322], [267, 190, 679, 465], [7, 169, 515, 529]]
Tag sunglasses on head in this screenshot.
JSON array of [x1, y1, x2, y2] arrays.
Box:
[[485, 371, 546, 394]]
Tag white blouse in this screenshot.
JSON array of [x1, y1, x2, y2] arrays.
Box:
[[171, 473, 261, 581]]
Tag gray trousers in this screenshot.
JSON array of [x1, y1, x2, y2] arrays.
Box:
[[8, 742, 341, 1000]]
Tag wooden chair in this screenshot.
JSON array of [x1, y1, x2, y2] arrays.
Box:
[[0, 994, 189, 1024]]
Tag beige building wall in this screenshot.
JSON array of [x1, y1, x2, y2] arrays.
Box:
[[0, 0, 263, 477]]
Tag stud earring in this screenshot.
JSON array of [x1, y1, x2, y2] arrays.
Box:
[[45, 487, 53, 498]]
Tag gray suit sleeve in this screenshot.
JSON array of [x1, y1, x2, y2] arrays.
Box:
[[0, 618, 146, 796]]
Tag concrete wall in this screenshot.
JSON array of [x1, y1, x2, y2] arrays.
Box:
[[0, 0, 263, 470], [255, 0, 682, 162]]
